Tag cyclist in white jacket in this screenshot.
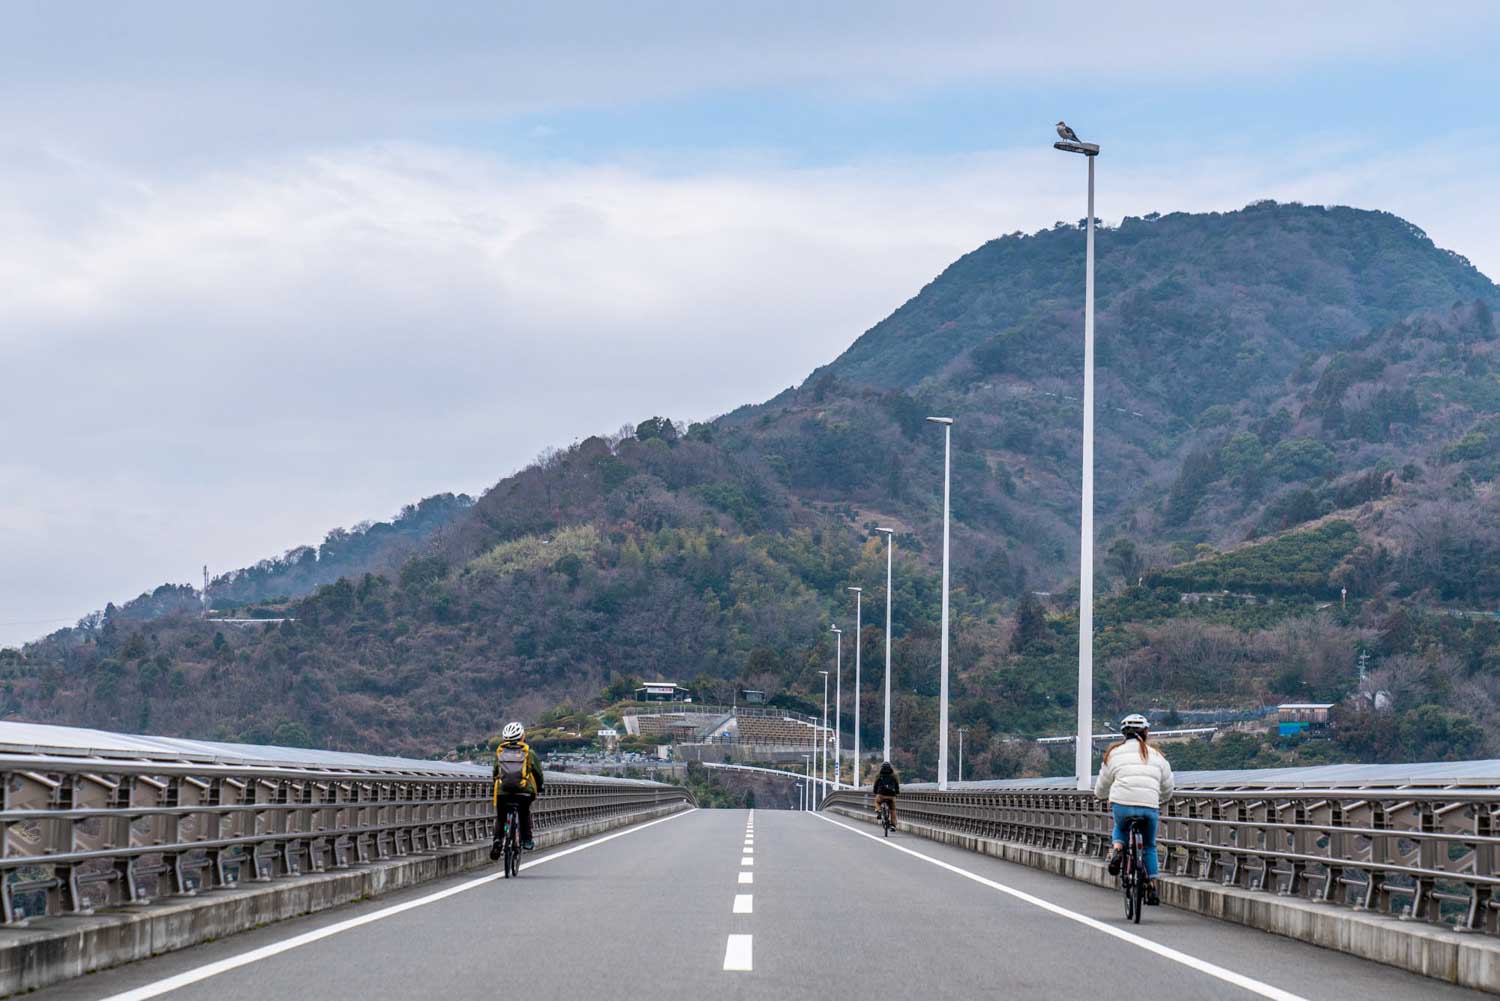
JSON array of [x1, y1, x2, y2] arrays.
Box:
[[1094, 713, 1174, 905]]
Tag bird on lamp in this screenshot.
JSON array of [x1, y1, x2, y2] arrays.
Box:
[[1056, 121, 1081, 143]]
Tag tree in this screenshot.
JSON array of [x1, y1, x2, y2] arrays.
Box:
[[635, 417, 679, 444], [1267, 438, 1337, 482], [1011, 594, 1048, 652], [1105, 539, 1146, 585]]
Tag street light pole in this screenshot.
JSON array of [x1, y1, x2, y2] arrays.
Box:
[[818, 670, 829, 793], [1053, 123, 1100, 793], [830, 624, 843, 789], [926, 416, 954, 790], [875, 527, 895, 766], [847, 586, 862, 787], [803, 754, 812, 811], [957, 726, 968, 784]]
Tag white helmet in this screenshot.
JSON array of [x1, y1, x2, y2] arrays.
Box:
[[1119, 713, 1150, 736], [501, 721, 525, 741]]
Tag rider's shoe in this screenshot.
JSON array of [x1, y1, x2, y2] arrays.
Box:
[[1106, 849, 1122, 876], [488, 841, 502, 862], [1147, 882, 1161, 906], [522, 839, 535, 851]]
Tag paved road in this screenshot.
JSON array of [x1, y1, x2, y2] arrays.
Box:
[[30, 808, 1490, 1001]]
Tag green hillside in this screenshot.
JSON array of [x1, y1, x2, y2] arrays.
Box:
[[7, 202, 1500, 777]]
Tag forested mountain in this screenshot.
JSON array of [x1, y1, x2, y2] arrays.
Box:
[[7, 202, 1500, 775], [206, 493, 474, 606]]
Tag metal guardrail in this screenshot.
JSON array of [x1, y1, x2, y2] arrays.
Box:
[[824, 780, 1500, 935], [0, 722, 692, 924]]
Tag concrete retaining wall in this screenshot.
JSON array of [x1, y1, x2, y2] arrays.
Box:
[[0, 803, 688, 998], [828, 805, 1500, 994]]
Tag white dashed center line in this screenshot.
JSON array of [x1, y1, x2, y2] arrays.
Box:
[[733, 893, 753, 914], [724, 933, 753, 971], [740, 856, 753, 866], [739, 871, 753, 884]]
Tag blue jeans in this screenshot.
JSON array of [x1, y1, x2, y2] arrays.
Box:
[[1112, 804, 1160, 878]]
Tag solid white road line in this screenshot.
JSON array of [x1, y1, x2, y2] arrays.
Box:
[[738, 871, 754, 884], [733, 893, 753, 914], [95, 809, 698, 1001], [723, 934, 753, 971], [814, 815, 1310, 1001]]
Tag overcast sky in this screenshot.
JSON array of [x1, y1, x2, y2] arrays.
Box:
[[3, 2, 1499, 647]]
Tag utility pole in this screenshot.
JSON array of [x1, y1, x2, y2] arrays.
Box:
[[1053, 121, 1100, 793], [847, 586, 863, 787], [925, 417, 954, 790], [875, 527, 895, 765]]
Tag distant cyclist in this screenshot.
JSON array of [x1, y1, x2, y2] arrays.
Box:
[[491, 722, 543, 857], [1094, 713, 1174, 906], [872, 761, 900, 827]]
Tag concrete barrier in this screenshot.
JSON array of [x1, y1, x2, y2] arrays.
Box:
[[828, 805, 1500, 995], [0, 802, 688, 998]]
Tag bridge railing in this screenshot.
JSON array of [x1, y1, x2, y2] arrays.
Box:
[[0, 722, 692, 924], [824, 781, 1500, 935]]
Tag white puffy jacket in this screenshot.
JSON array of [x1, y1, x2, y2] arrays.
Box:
[[1094, 740, 1174, 809]]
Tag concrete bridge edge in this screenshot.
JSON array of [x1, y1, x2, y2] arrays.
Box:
[[826, 805, 1500, 996], [0, 802, 690, 998]]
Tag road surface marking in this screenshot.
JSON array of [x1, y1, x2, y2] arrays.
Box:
[[738, 871, 754, 884], [815, 815, 1311, 1001], [733, 893, 753, 914], [93, 809, 697, 1001], [723, 934, 753, 971], [744, 847, 753, 854], [740, 855, 753, 866]]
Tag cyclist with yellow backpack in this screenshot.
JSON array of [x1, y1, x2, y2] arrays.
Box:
[[490, 721, 543, 858]]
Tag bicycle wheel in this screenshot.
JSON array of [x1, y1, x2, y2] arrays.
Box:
[[1131, 852, 1145, 924], [1122, 870, 1135, 921]]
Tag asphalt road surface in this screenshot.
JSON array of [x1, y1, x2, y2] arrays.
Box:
[[29, 808, 1491, 1001]]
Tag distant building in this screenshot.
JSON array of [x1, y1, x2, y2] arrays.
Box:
[[596, 728, 620, 752], [635, 681, 692, 703], [739, 689, 768, 705], [1277, 703, 1334, 737]]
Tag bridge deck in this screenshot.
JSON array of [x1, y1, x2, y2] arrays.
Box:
[[27, 809, 1485, 1001]]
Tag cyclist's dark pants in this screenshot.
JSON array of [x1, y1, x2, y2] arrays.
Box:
[[495, 792, 535, 843], [875, 794, 897, 826]]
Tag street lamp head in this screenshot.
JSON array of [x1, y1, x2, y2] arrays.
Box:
[[847, 586, 862, 594], [874, 526, 895, 536], [925, 416, 954, 425], [819, 670, 829, 677], [829, 624, 841, 634]]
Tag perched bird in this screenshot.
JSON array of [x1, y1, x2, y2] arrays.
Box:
[[1056, 121, 1081, 142]]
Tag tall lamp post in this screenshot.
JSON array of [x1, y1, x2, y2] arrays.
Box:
[[1053, 121, 1100, 792], [874, 527, 895, 765], [829, 624, 843, 789], [926, 416, 954, 790], [802, 754, 813, 811], [818, 669, 830, 792], [956, 726, 968, 784], [847, 586, 863, 786]]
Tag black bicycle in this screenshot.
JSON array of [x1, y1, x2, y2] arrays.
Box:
[[490, 802, 522, 878], [1118, 817, 1148, 923], [877, 801, 894, 837]]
